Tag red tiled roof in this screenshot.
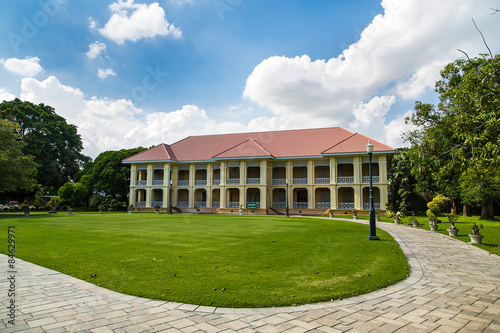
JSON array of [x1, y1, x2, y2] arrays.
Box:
[[322, 133, 394, 155], [212, 139, 274, 159], [123, 127, 394, 163], [122, 144, 177, 162]]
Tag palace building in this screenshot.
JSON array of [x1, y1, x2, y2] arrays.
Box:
[[122, 127, 394, 215]]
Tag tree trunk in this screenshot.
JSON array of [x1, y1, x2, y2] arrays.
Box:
[[451, 199, 458, 215], [463, 203, 472, 217], [480, 200, 494, 220]]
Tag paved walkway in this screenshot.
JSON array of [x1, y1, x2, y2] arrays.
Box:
[[1, 219, 499, 333]]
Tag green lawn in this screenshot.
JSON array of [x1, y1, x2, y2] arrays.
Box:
[[354, 214, 500, 256], [0, 213, 408, 308]]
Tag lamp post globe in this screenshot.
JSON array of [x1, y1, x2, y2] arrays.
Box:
[[366, 140, 379, 240]]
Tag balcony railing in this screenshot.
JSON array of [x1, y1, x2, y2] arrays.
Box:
[[227, 202, 240, 208], [195, 180, 207, 186], [338, 202, 355, 209], [194, 201, 207, 208], [212, 201, 220, 208], [212, 179, 221, 186], [246, 178, 260, 185], [227, 178, 240, 185], [135, 201, 146, 207], [293, 202, 308, 208], [272, 202, 286, 208], [152, 201, 163, 208], [272, 179, 286, 185], [177, 201, 188, 207], [152, 180, 163, 186], [315, 178, 330, 184], [315, 202, 331, 209], [293, 178, 308, 184], [362, 176, 380, 183], [337, 177, 354, 183], [136, 180, 147, 186], [363, 203, 381, 210], [177, 180, 189, 186]]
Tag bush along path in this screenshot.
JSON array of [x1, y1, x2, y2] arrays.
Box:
[[0, 217, 499, 332]]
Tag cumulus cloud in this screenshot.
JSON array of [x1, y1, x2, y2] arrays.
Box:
[[86, 41, 107, 59], [17, 76, 249, 157], [0, 88, 16, 102], [1, 57, 44, 77], [97, 68, 117, 79], [243, 0, 500, 148], [99, 0, 182, 44]]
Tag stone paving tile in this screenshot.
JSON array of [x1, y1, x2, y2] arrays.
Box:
[[2, 218, 500, 332]]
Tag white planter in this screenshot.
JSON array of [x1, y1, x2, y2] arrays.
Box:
[[429, 224, 438, 231], [447, 228, 458, 236], [468, 234, 484, 244]]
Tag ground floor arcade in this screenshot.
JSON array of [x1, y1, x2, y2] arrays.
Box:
[[131, 184, 384, 214]]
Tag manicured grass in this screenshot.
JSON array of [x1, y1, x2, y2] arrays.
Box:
[[356, 214, 500, 256], [0, 213, 408, 308]]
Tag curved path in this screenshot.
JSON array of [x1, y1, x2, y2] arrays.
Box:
[[1, 219, 499, 332]]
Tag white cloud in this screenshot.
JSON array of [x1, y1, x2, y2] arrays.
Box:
[[97, 68, 117, 79], [383, 110, 417, 148], [17, 76, 250, 158], [0, 57, 44, 77], [86, 41, 107, 59], [0, 88, 16, 102], [243, 0, 500, 148], [89, 17, 97, 30], [99, 0, 182, 44]]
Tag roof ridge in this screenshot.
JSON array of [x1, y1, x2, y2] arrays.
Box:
[[172, 126, 344, 141], [321, 132, 357, 154], [249, 138, 274, 157], [211, 139, 252, 159]]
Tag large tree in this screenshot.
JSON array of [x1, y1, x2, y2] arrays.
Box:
[[0, 99, 89, 192], [74, 147, 146, 202], [405, 54, 500, 219], [0, 119, 37, 193]]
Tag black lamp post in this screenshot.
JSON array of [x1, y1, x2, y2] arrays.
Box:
[[367, 140, 379, 240], [285, 179, 290, 217], [169, 179, 173, 214]]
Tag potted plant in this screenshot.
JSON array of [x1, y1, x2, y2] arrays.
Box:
[[194, 205, 200, 214], [410, 214, 420, 227], [375, 210, 380, 222], [98, 205, 104, 214], [447, 214, 459, 236], [352, 209, 358, 219], [468, 223, 484, 244], [128, 204, 134, 214], [154, 204, 161, 214], [429, 219, 439, 231], [21, 204, 30, 217], [427, 210, 436, 225], [67, 207, 73, 215], [394, 211, 402, 224], [328, 209, 335, 218]]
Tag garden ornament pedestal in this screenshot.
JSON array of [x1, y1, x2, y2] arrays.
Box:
[[468, 234, 484, 244]]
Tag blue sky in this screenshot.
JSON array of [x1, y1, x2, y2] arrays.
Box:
[[1, 0, 499, 158]]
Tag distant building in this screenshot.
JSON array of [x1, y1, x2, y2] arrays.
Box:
[[122, 127, 394, 215]]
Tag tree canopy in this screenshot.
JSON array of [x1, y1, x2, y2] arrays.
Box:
[[0, 99, 89, 192], [405, 54, 500, 218], [74, 147, 146, 202], [0, 119, 37, 193]]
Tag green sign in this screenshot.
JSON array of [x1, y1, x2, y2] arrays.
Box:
[[246, 202, 257, 209]]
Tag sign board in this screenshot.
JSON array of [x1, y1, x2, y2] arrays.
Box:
[[246, 202, 257, 209]]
